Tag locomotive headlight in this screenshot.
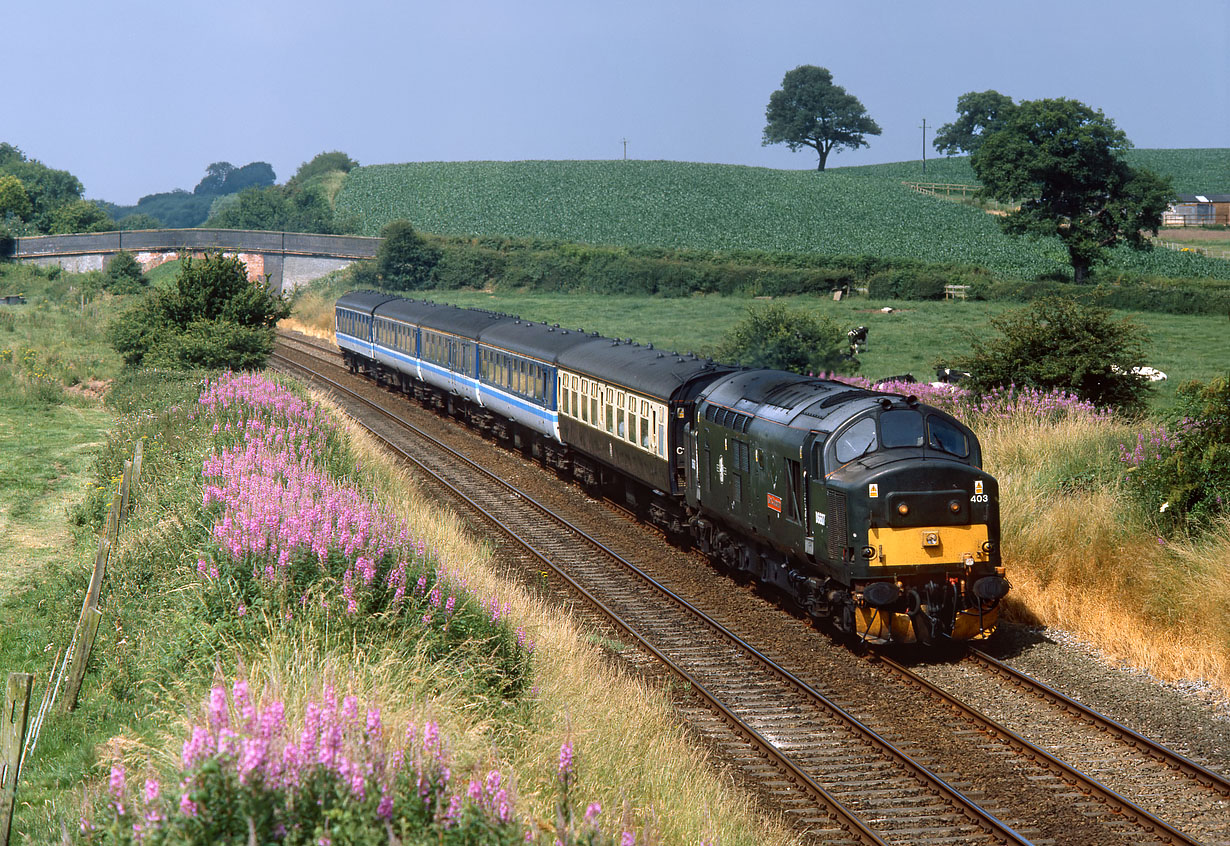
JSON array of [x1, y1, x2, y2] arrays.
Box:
[[921, 531, 940, 547], [896, 503, 909, 516], [981, 541, 995, 554]]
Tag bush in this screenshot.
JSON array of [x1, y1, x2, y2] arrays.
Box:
[[107, 253, 290, 370], [718, 302, 856, 375], [377, 220, 441, 290], [955, 296, 1153, 415], [104, 251, 147, 294], [1121, 376, 1230, 529]]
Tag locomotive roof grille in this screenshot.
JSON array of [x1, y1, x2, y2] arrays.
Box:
[[705, 404, 752, 433], [818, 389, 877, 408]]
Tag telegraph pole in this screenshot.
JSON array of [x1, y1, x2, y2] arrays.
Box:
[[920, 118, 927, 175], [622, 138, 627, 160]]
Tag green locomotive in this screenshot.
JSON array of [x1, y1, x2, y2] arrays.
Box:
[[686, 370, 1008, 645]]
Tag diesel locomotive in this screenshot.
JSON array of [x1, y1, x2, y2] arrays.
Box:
[[334, 291, 1009, 645]]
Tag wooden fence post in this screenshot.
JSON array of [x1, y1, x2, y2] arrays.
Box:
[[1, 673, 34, 846], [104, 493, 121, 549], [81, 538, 110, 620], [57, 609, 102, 715], [119, 460, 132, 522], [131, 440, 144, 491]]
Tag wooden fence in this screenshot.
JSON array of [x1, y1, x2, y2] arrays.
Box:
[[1154, 238, 1230, 261], [903, 181, 981, 199], [1, 441, 143, 846]]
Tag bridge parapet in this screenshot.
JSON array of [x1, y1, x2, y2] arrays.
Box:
[[12, 229, 381, 291]]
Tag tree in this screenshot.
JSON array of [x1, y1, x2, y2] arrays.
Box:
[[221, 162, 276, 194], [971, 98, 1174, 283], [932, 90, 1016, 156], [194, 162, 235, 195], [107, 253, 290, 370], [718, 302, 856, 375], [377, 220, 441, 290], [762, 65, 881, 171], [953, 296, 1152, 415], [117, 213, 161, 230], [0, 174, 32, 221], [48, 200, 113, 234], [104, 250, 147, 293]]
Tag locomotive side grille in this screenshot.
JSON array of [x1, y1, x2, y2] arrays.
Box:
[[827, 490, 848, 558]]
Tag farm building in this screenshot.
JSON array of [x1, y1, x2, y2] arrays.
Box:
[[1163, 194, 1230, 226]]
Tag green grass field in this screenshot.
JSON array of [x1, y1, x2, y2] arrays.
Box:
[[421, 290, 1228, 410], [334, 151, 1230, 282]]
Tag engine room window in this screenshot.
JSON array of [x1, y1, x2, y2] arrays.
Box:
[[881, 410, 924, 449], [928, 415, 970, 458], [834, 418, 878, 464]]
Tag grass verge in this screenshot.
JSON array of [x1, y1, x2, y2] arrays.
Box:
[[4, 367, 795, 843]]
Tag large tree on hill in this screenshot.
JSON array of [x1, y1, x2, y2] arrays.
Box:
[[933, 90, 1016, 156], [762, 65, 881, 171], [972, 98, 1173, 284]]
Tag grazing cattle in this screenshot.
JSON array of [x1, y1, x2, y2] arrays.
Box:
[[847, 325, 868, 354], [877, 373, 917, 386], [935, 367, 972, 384], [1111, 365, 1168, 382]]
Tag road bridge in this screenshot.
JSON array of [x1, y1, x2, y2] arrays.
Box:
[[9, 229, 380, 293]]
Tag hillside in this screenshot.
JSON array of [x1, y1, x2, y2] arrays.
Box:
[[334, 152, 1230, 282]]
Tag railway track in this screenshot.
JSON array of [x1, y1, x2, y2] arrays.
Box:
[[271, 332, 1227, 845]]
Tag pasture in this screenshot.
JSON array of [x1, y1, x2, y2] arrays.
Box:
[[418, 291, 1228, 411], [334, 153, 1230, 282]]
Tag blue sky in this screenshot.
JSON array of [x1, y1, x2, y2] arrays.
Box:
[[6, 0, 1227, 204]]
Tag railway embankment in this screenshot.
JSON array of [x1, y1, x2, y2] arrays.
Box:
[[2, 365, 791, 844]]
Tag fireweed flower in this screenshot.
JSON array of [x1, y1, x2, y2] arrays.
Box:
[[558, 741, 573, 776]]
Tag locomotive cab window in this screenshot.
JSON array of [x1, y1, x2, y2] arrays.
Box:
[[881, 410, 924, 449], [927, 415, 969, 458], [834, 417, 877, 464]]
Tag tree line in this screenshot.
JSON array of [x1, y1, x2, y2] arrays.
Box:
[[762, 68, 1175, 284]]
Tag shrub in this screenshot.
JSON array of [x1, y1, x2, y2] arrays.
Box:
[[954, 296, 1153, 416], [107, 253, 290, 370], [377, 220, 441, 291], [104, 251, 147, 294], [718, 302, 856, 375], [1121, 376, 1230, 529]]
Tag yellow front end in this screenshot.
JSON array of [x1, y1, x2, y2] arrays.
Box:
[[867, 523, 991, 567], [852, 523, 999, 644]]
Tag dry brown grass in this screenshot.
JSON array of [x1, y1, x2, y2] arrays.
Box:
[[287, 396, 800, 844], [981, 414, 1230, 697], [280, 286, 341, 342]]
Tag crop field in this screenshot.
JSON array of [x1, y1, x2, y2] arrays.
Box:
[[334, 152, 1230, 282]]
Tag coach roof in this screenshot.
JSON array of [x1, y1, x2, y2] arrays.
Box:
[[336, 290, 399, 315], [559, 337, 733, 402]]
